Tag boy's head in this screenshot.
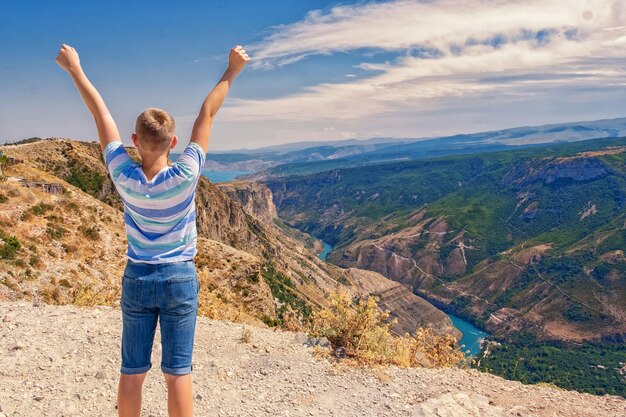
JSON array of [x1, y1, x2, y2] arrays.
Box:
[[131, 108, 178, 155]]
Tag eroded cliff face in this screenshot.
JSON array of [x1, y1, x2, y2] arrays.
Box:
[[338, 214, 468, 288], [336, 205, 626, 343], [218, 181, 278, 223], [215, 179, 459, 338], [195, 178, 268, 256]]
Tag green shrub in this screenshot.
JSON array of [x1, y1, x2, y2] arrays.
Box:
[[0, 236, 21, 259], [30, 202, 54, 216]]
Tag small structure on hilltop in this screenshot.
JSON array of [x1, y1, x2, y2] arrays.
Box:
[[18, 179, 64, 195]]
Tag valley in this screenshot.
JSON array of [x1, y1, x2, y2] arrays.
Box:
[[260, 136, 626, 396]]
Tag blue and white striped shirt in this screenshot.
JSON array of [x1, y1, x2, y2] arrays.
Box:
[[103, 141, 206, 264]]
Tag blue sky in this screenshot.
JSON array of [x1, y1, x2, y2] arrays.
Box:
[[2, 0, 626, 151]]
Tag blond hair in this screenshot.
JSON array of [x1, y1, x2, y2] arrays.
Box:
[[135, 108, 176, 150]]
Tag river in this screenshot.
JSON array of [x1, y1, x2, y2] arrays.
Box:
[[446, 313, 489, 357], [318, 241, 333, 261], [315, 238, 490, 357]]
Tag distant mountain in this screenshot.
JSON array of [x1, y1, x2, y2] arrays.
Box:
[[231, 117, 626, 179], [215, 137, 410, 154]]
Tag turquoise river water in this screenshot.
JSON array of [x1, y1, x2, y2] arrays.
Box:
[[316, 239, 490, 356]]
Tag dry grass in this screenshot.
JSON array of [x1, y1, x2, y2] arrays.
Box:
[[310, 290, 466, 368], [240, 325, 253, 343]]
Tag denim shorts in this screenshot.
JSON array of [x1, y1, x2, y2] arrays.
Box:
[[120, 259, 199, 375]]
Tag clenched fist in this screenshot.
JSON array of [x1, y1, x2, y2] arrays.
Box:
[[227, 45, 250, 74], [55, 44, 81, 73]]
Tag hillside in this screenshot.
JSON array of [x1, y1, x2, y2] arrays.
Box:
[[265, 137, 626, 345], [0, 138, 457, 337], [2, 302, 625, 417]]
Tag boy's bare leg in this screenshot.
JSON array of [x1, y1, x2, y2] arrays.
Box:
[[118, 373, 147, 417], [164, 373, 193, 417]]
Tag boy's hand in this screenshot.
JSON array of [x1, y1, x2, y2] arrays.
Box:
[[55, 44, 81, 73], [227, 45, 250, 74]]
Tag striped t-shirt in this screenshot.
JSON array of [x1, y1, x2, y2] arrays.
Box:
[[103, 140, 206, 264]]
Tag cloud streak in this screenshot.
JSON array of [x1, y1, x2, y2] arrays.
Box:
[[218, 0, 626, 135]]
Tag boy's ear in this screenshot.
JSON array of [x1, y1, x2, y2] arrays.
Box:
[[131, 133, 139, 148], [170, 136, 178, 149]]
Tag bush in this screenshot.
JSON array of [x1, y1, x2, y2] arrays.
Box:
[[29, 255, 41, 268], [80, 226, 100, 241], [61, 200, 80, 212], [0, 236, 21, 259], [47, 223, 67, 240], [30, 202, 54, 216], [0, 194, 7, 203], [310, 290, 465, 368]]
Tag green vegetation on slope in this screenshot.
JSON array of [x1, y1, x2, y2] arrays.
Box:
[[260, 262, 312, 326], [477, 338, 626, 397]]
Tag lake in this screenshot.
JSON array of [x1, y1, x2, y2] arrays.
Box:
[[202, 170, 253, 183], [446, 313, 489, 357]]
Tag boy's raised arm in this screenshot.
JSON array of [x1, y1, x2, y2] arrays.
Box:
[[191, 45, 250, 153], [55, 44, 120, 152]]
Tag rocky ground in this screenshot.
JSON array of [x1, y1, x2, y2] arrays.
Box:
[[1, 302, 624, 417]]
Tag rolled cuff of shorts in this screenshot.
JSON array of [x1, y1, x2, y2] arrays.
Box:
[[161, 364, 193, 375], [120, 363, 152, 375]]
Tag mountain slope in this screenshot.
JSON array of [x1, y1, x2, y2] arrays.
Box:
[[0, 138, 457, 337], [2, 302, 624, 417]]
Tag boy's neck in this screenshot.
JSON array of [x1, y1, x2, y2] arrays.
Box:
[[140, 152, 170, 181]]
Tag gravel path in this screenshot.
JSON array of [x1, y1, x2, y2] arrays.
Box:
[[1, 302, 624, 417]]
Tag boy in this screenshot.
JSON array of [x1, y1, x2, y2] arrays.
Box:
[[55, 43, 249, 417]]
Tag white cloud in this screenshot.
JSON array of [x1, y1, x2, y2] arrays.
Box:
[[217, 0, 626, 133]]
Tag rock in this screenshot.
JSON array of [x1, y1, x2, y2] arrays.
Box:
[[293, 333, 308, 344], [8, 343, 25, 351], [95, 370, 109, 380], [306, 336, 331, 348], [58, 279, 72, 288]]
